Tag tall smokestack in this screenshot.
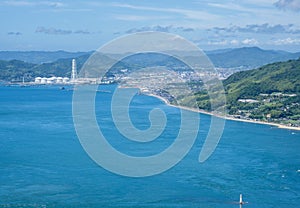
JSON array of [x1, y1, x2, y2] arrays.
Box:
[[71, 59, 77, 82]]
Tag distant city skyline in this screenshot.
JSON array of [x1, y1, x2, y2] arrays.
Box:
[[1, 0, 300, 52]]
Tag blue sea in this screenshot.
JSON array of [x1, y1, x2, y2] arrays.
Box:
[[0, 85, 299, 208]]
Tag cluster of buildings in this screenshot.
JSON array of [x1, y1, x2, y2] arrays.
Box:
[[34, 76, 70, 84], [33, 58, 229, 86], [33, 59, 114, 85], [34, 59, 77, 85]]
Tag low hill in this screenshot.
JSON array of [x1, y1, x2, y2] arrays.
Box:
[[0, 51, 91, 64], [195, 58, 300, 127], [0, 54, 90, 82], [224, 58, 300, 101], [207, 47, 300, 68], [0, 60, 36, 82]]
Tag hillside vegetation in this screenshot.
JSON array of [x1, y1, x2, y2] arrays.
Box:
[[196, 58, 300, 127], [224, 58, 300, 101], [0, 55, 89, 82], [0, 51, 90, 64]]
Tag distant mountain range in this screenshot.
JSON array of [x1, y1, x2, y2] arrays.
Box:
[[0, 47, 300, 82], [0, 47, 299, 68], [0, 50, 90, 64], [207, 47, 300, 68]]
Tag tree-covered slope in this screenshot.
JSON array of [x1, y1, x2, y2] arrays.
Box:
[[0, 60, 36, 82], [224, 58, 300, 102], [220, 58, 300, 126], [0, 51, 90, 64], [0, 54, 90, 82], [192, 58, 300, 126]]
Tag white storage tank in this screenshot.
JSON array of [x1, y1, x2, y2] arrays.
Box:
[[35, 77, 42, 83], [56, 77, 63, 83], [41, 77, 47, 84], [63, 77, 70, 83], [47, 77, 54, 84]]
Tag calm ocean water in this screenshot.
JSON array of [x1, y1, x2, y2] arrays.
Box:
[[0, 85, 299, 208]]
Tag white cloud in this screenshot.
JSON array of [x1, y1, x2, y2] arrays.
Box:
[[3, 1, 65, 8], [212, 23, 300, 34], [114, 15, 148, 21], [230, 39, 239, 45], [112, 3, 221, 21], [124, 25, 196, 34], [207, 39, 242, 46], [7, 31, 22, 35], [114, 15, 169, 21], [207, 2, 256, 13], [207, 40, 228, 45], [242, 38, 259, 45], [46, 8, 92, 12], [35, 26, 72, 35], [4, 1, 93, 13], [273, 37, 300, 45], [3, 0, 32, 6], [274, 0, 300, 12], [125, 25, 172, 33], [35, 27, 92, 35]]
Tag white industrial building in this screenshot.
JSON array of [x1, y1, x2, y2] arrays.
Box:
[[34, 59, 75, 84], [35, 76, 70, 84], [33, 59, 100, 85]]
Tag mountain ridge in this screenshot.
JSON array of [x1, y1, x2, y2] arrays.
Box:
[[0, 50, 92, 64], [207, 46, 300, 68], [0, 47, 300, 82], [0, 47, 299, 68]]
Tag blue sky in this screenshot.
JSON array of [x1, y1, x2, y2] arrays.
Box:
[[1, 0, 300, 52]]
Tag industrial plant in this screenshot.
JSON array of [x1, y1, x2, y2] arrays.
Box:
[[33, 59, 99, 85]]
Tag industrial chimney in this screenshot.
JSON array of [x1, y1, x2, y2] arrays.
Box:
[[71, 59, 77, 82]]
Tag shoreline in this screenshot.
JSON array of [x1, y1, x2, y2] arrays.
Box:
[[147, 93, 300, 132]]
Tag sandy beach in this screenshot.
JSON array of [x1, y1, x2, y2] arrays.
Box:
[[148, 93, 300, 132]]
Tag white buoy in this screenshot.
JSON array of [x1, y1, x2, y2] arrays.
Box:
[[239, 194, 245, 204]]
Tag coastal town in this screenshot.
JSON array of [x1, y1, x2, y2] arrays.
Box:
[[17, 57, 299, 130]]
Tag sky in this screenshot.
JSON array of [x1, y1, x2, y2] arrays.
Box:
[[1, 0, 300, 52]]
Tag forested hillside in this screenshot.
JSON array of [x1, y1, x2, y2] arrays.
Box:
[[196, 58, 300, 126]]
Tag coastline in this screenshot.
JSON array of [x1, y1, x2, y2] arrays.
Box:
[[147, 93, 300, 132]]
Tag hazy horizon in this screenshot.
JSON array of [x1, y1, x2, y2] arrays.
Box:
[[0, 46, 299, 54]]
